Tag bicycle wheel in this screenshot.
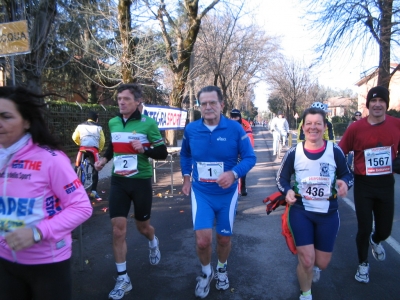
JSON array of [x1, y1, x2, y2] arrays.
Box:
[[82, 156, 94, 191]]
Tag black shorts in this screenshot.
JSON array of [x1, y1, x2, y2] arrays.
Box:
[[0, 257, 71, 300], [109, 176, 153, 221]]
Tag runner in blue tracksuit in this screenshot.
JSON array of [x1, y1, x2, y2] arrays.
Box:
[[180, 86, 256, 298]]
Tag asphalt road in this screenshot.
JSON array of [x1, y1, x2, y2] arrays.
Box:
[[71, 126, 400, 300]]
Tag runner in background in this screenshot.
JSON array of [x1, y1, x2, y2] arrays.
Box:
[[230, 109, 254, 196], [269, 111, 289, 155]]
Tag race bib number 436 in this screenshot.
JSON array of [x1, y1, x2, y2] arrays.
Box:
[[197, 162, 224, 182], [299, 176, 331, 200]]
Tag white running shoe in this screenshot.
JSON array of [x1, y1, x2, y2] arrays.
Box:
[[215, 268, 229, 291], [370, 233, 386, 261], [312, 266, 321, 283], [149, 236, 161, 265], [195, 269, 214, 298], [299, 292, 312, 300], [108, 276, 132, 299], [355, 262, 369, 283]]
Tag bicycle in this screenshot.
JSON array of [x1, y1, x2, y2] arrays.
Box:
[[75, 146, 97, 191]]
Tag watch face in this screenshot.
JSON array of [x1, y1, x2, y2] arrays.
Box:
[[33, 228, 41, 242]]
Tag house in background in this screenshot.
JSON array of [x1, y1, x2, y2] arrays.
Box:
[[355, 63, 400, 116], [326, 96, 355, 117]]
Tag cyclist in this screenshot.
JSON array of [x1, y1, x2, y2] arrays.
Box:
[[72, 111, 105, 200], [269, 111, 289, 156], [230, 109, 254, 196]]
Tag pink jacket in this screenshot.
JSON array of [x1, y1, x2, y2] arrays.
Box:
[[0, 139, 92, 264]]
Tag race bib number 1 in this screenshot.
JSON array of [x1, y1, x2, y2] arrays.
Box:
[[364, 146, 392, 175], [114, 155, 138, 177], [197, 162, 224, 182]]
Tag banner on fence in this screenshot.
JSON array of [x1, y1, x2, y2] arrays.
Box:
[[142, 105, 187, 130], [0, 21, 31, 57]]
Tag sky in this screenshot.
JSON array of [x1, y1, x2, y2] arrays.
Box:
[[248, 0, 377, 111]]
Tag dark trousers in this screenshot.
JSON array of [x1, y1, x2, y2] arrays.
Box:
[[354, 176, 394, 263], [0, 258, 71, 300], [240, 175, 246, 190]]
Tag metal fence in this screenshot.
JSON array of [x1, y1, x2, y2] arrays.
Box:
[[45, 103, 120, 158]]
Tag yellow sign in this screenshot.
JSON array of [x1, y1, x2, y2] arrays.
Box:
[[0, 20, 30, 57]]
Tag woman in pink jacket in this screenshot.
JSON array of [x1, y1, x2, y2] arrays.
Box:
[[0, 86, 93, 300]]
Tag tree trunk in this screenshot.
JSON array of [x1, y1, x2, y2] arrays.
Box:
[[377, 0, 393, 88], [18, 0, 57, 93], [118, 0, 136, 83]]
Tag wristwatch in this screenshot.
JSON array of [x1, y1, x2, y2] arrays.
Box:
[[232, 170, 239, 180], [32, 227, 42, 243]]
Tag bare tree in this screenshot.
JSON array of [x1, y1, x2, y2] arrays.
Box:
[[118, 0, 137, 83], [304, 0, 400, 87], [266, 58, 311, 125], [144, 0, 220, 108], [194, 9, 280, 114]]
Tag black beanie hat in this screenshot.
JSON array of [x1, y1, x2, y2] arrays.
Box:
[[88, 111, 99, 121], [230, 109, 242, 124], [366, 86, 389, 109]]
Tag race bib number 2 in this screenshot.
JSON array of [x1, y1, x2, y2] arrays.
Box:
[[114, 155, 138, 177], [197, 162, 224, 182]]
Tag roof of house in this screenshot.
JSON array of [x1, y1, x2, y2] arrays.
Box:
[[355, 63, 399, 86], [326, 96, 353, 108]]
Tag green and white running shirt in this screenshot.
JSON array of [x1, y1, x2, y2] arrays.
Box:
[[109, 115, 164, 179]]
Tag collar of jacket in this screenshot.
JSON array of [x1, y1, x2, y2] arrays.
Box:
[[118, 109, 141, 123], [200, 115, 229, 131]]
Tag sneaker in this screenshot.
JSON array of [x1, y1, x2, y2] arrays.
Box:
[[195, 269, 214, 298], [90, 190, 102, 201], [215, 267, 229, 291], [370, 233, 386, 261], [108, 276, 132, 299], [355, 262, 369, 283], [241, 189, 248, 196], [299, 292, 312, 300], [312, 266, 321, 283], [149, 236, 161, 265]]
